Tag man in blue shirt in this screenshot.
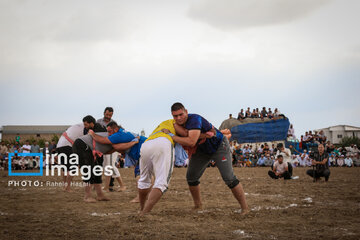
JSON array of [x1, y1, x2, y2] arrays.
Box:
[[88, 122, 147, 202], [257, 154, 267, 166], [169, 102, 249, 215]]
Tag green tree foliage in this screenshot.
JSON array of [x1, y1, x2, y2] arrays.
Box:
[[340, 136, 360, 147]]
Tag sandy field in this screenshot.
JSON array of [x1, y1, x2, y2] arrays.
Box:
[[0, 167, 359, 240]]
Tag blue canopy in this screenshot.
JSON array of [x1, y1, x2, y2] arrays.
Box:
[[230, 118, 290, 143]]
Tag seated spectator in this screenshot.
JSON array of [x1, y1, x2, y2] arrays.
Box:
[[264, 155, 273, 167], [337, 155, 345, 167], [291, 154, 299, 167], [261, 107, 267, 118], [251, 109, 258, 118], [350, 144, 360, 154], [263, 143, 270, 154], [344, 155, 354, 167], [275, 143, 293, 176], [318, 130, 327, 144], [257, 154, 267, 166], [242, 145, 251, 155], [268, 108, 273, 119], [306, 144, 330, 182], [353, 153, 360, 167], [328, 154, 336, 167], [268, 155, 291, 180], [237, 109, 245, 120], [257, 145, 264, 155], [245, 107, 251, 118], [298, 154, 307, 167]]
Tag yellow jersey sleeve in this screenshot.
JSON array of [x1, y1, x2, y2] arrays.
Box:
[[146, 119, 176, 145]]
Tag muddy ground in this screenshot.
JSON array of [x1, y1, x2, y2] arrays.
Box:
[[0, 167, 359, 240]]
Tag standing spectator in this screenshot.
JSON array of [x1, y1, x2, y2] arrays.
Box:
[[22, 140, 31, 153], [42, 142, 51, 158], [30, 140, 40, 153], [344, 155, 354, 167], [0, 142, 9, 160], [287, 124, 295, 139], [49, 140, 57, 154]]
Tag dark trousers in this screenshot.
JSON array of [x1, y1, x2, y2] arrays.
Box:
[[268, 170, 291, 179], [72, 139, 103, 184], [306, 169, 330, 181]]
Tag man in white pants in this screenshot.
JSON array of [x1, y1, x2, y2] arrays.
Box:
[[102, 151, 126, 192], [138, 119, 182, 215]]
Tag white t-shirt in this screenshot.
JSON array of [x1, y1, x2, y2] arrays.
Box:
[[57, 123, 85, 148], [22, 145, 31, 153], [273, 161, 288, 174]]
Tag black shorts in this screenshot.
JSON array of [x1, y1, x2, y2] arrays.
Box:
[[72, 139, 103, 184], [55, 146, 74, 170]]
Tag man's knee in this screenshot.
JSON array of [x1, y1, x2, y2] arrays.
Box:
[[226, 178, 239, 189], [187, 180, 200, 186]]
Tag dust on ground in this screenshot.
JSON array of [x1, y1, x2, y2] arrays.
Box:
[[1, 167, 359, 240]]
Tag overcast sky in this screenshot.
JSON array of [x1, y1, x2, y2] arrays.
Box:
[[0, 0, 359, 138]]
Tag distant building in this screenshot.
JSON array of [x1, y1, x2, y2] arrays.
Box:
[[0, 125, 70, 143], [315, 125, 360, 144]]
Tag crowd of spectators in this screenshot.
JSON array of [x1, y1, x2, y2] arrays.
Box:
[[0, 140, 57, 170], [0, 140, 127, 171], [236, 107, 285, 121], [229, 140, 360, 168]]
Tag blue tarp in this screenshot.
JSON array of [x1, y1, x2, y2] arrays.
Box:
[[230, 118, 290, 143]]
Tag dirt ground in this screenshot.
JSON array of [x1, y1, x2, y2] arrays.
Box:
[[0, 167, 359, 240]]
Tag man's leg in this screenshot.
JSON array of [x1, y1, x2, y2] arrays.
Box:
[[268, 171, 278, 179], [323, 169, 330, 182], [130, 167, 140, 203], [64, 175, 73, 192], [139, 138, 174, 215], [102, 154, 112, 192], [140, 188, 162, 214], [287, 163, 293, 176], [84, 183, 96, 202], [138, 140, 154, 213], [186, 150, 211, 210], [283, 171, 291, 180], [212, 138, 249, 214]]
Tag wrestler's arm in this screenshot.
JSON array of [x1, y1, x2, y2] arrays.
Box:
[[88, 130, 112, 144], [171, 129, 200, 147], [173, 123, 213, 139], [112, 141, 138, 152]]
